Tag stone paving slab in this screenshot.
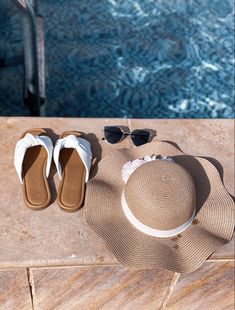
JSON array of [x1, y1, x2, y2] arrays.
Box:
[[0, 118, 234, 268], [30, 266, 174, 310], [0, 269, 32, 310], [165, 261, 235, 310]]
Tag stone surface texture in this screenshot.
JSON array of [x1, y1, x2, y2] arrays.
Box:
[[0, 118, 234, 310], [31, 266, 174, 310], [0, 118, 234, 268], [0, 269, 32, 310], [165, 261, 235, 310]]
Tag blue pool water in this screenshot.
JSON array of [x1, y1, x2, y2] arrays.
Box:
[[0, 0, 234, 118]]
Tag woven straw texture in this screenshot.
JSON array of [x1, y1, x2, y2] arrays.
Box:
[[85, 141, 235, 273], [124, 160, 196, 230]]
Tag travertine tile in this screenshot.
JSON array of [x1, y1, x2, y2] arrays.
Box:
[[0, 118, 129, 268], [0, 269, 32, 310], [165, 261, 235, 310], [31, 266, 174, 310], [0, 118, 233, 268]]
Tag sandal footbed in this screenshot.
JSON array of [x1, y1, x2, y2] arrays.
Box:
[[21, 129, 51, 210], [57, 131, 86, 212]]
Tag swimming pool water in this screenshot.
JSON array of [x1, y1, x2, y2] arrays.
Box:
[[0, 0, 234, 118]]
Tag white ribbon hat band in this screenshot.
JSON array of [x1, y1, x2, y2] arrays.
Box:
[[121, 192, 195, 238]]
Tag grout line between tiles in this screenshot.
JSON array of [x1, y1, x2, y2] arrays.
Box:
[[0, 258, 234, 271], [207, 258, 235, 262], [0, 262, 121, 270], [159, 272, 181, 310], [0, 258, 235, 271], [27, 268, 37, 310]]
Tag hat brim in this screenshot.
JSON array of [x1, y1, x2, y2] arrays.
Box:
[[85, 141, 234, 273]]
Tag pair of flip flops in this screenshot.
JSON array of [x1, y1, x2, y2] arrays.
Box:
[[14, 128, 92, 212]]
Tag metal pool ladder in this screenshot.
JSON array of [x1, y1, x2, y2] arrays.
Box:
[[11, 0, 46, 116]]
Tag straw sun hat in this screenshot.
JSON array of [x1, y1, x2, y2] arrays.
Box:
[[85, 141, 234, 273]]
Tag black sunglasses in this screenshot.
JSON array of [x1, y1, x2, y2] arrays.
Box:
[[103, 126, 151, 146]]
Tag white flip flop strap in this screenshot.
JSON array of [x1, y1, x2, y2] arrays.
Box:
[[14, 133, 53, 183], [53, 135, 92, 182]]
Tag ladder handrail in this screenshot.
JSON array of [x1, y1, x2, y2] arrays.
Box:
[[11, 0, 45, 116]]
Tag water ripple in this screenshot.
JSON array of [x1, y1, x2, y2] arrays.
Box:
[[0, 0, 234, 118]]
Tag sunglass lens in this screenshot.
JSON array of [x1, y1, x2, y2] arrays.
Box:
[[104, 126, 123, 144], [131, 130, 150, 146]]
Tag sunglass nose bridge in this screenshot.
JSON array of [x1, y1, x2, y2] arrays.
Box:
[[103, 126, 152, 146]]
